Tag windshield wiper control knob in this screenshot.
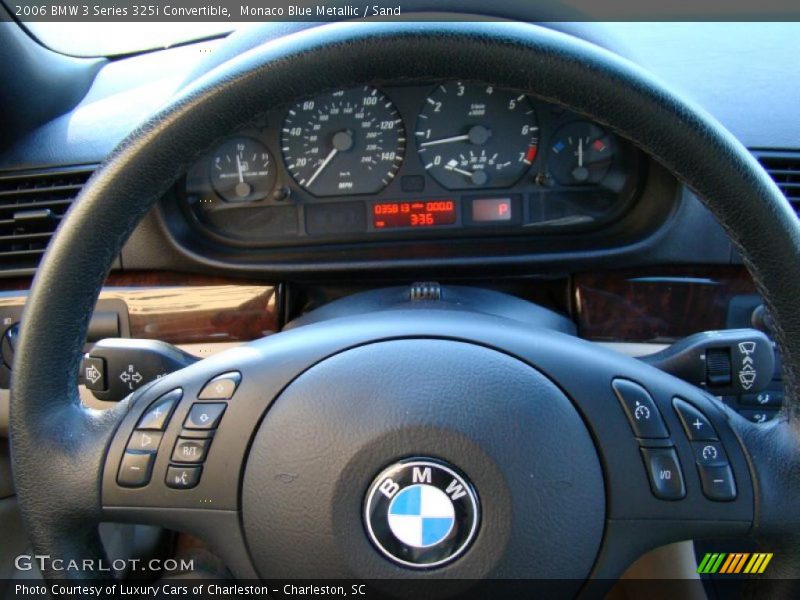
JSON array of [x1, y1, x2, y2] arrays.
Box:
[[80, 338, 198, 402], [639, 329, 775, 396]]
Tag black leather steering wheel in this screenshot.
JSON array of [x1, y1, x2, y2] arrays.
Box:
[[10, 21, 800, 594]]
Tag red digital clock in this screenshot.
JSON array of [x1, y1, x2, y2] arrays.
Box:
[[373, 200, 457, 229]]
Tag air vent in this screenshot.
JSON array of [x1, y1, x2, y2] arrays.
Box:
[[0, 166, 95, 273], [754, 151, 800, 213]]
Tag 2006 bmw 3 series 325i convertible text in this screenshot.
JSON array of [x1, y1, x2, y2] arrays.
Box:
[[1, 2, 800, 599]]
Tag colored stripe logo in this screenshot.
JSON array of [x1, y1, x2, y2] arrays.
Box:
[[697, 552, 773, 574]]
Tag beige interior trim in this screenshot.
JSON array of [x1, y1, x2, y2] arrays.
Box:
[[608, 541, 705, 599], [595, 342, 669, 357], [0, 389, 7, 439]]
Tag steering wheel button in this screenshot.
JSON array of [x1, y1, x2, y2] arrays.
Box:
[[672, 397, 718, 441], [198, 372, 242, 400], [741, 390, 783, 407], [691, 441, 728, 468], [184, 402, 226, 430], [136, 389, 182, 431], [171, 437, 212, 463], [612, 379, 669, 439], [82, 356, 107, 391], [697, 464, 737, 501], [640, 447, 686, 500], [740, 409, 778, 424], [127, 431, 162, 453], [166, 465, 202, 489], [117, 452, 155, 488]]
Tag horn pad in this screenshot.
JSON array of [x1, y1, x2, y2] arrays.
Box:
[[242, 339, 604, 585]]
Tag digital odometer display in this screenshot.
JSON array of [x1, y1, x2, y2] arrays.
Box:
[[373, 200, 457, 229]]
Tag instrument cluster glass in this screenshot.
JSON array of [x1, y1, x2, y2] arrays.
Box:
[[182, 82, 641, 245]]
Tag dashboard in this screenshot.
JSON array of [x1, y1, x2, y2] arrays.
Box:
[[0, 22, 792, 277], [181, 82, 642, 246], [4, 23, 792, 274]]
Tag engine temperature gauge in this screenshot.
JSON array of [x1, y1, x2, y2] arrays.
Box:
[[547, 121, 616, 186], [210, 137, 276, 202]]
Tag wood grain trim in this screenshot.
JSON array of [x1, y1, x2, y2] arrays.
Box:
[[0, 272, 280, 344], [1, 267, 756, 345], [574, 266, 756, 343]]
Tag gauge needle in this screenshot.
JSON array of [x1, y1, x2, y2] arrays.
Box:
[[444, 163, 474, 178], [306, 147, 338, 187], [419, 134, 471, 148], [236, 154, 244, 183], [577, 138, 584, 167]]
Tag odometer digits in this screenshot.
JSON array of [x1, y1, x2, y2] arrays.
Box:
[[281, 86, 405, 196], [373, 200, 457, 229]]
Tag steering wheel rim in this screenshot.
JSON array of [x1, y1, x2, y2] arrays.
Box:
[[10, 21, 800, 589]]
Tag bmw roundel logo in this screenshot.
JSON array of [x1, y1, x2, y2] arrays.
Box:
[[364, 458, 480, 569]]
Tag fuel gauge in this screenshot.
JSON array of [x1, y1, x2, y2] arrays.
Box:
[[210, 137, 276, 202], [547, 122, 615, 186]]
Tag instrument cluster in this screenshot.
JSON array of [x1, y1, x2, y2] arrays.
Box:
[[182, 82, 642, 246]]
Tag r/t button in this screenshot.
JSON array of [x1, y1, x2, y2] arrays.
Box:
[[171, 437, 211, 463]]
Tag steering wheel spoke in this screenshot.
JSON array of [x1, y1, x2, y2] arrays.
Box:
[[403, 313, 759, 580], [99, 349, 282, 579], [540, 344, 756, 579]]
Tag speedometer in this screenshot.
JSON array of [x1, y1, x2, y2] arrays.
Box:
[[416, 82, 539, 190], [281, 86, 405, 197]]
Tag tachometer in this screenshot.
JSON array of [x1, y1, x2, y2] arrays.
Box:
[[281, 86, 405, 196], [415, 82, 538, 190]]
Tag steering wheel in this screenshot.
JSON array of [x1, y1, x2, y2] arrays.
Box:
[[11, 22, 800, 594]]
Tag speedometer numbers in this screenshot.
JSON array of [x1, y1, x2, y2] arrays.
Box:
[[416, 83, 539, 190], [281, 86, 405, 197]]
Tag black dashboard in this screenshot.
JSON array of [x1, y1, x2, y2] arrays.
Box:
[[180, 81, 642, 248]]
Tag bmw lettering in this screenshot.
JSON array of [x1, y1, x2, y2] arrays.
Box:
[[364, 458, 479, 568]]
